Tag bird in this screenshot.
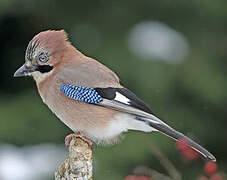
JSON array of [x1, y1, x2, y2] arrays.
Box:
[[14, 30, 216, 161]]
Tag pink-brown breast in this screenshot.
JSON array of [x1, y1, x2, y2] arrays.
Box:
[[36, 73, 122, 143]]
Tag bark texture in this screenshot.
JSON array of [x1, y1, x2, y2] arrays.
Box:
[[55, 136, 93, 180]]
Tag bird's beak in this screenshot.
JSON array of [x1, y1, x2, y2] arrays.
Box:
[[14, 64, 37, 77]]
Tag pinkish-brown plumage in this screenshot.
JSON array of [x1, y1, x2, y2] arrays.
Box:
[[32, 30, 68, 52], [13, 30, 216, 161], [30, 30, 83, 67], [28, 30, 125, 144]]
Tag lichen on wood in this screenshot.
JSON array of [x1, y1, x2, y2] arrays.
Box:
[[55, 136, 93, 180]]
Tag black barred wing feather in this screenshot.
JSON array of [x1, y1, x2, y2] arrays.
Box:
[[60, 84, 103, 104], [60, 84, 157, 121]]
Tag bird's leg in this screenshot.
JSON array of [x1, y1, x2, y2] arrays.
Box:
[[65, 132, 94, 147]]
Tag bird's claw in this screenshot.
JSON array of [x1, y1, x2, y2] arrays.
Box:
[[65, 133, 94, 147]]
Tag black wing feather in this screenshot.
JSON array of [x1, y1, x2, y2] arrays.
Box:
[[95, 87, 154, 115]]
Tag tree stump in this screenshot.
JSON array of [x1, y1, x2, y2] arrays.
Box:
[[55, 136, 93, 180]]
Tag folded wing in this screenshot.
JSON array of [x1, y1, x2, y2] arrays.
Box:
[[60, 84, 216, 161]]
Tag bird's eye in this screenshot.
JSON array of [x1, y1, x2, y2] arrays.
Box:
[[37, 51, 49, 63]]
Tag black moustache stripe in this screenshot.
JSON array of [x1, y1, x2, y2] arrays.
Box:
[[37, 65, 53, 73]]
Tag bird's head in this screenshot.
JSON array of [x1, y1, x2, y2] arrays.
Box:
[[14, 30, 71, 82]]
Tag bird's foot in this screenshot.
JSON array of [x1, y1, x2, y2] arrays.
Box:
[[65, 132, 94, 147]]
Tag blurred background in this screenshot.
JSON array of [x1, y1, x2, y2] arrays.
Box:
[[0, 0, 226, 180]]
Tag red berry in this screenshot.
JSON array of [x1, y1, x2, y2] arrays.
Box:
[[180, 146, 199, 161], [197, 175, 209, 180], [210, 173, 224, 180], [204, 162, 218, 176], [125, 175, 151, 180], [176, 138, 188, 151], [176, 138, 200, 161]]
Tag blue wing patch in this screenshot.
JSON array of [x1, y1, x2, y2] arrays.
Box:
[[60, 84, 103, 104]]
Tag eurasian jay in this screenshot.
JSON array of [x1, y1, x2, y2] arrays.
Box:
[[14, 30, 216, 161]]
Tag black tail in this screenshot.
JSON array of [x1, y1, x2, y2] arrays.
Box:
[[137, 116, 216, 162]]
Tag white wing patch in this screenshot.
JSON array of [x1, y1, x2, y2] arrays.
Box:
[[114, 92, 130, 104]]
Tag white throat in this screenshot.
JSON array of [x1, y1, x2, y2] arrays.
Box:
[[31, 71, 53, 83]]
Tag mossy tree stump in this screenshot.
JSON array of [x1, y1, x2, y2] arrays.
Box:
[[55, 136, 93, 180]]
